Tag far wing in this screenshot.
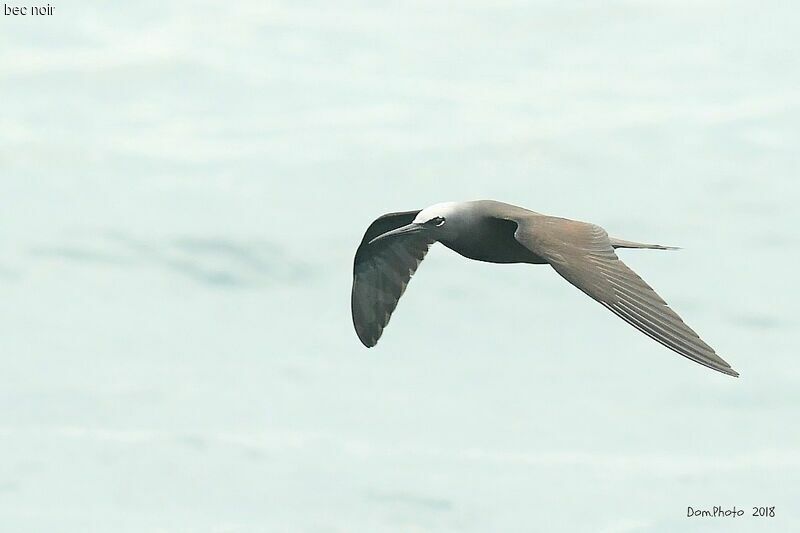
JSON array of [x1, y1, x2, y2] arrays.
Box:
[[512, 215, 738, 376], [351, 210, 436, 347]]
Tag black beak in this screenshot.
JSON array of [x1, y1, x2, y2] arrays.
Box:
[[368, 222, 425, 245]]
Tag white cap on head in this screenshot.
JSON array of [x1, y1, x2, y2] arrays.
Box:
[[413, 202, 459, 224]]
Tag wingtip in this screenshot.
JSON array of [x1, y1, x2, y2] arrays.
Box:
[[353, 320, 380, 348], [715, 365, 739, 378], [357, 334, 378, 348]]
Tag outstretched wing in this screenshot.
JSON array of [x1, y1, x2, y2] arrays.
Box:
[[352, 210, 436, 347], [511, 215, 738, 377]]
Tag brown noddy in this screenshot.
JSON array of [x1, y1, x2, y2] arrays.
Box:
[[351, 200, 738, 377]]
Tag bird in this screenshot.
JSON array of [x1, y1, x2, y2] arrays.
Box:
[[351, 200, 739, 377]]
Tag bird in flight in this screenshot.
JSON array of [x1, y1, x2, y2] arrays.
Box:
[[351, 200, 738, 377]]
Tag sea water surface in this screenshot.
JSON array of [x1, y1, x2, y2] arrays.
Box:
[[1, 1, 799, 532]]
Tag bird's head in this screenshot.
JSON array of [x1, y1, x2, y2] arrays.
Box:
[[368, 202, 461, 245]]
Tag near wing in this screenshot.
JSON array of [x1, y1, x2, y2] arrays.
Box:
[[351, 210, 436, 347], [511, 215, 738, 377]]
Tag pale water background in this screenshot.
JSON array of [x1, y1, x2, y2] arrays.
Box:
[[1, 1, 799, 532]]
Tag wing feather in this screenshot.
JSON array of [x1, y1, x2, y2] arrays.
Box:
[[512, 215, 738, 376], [351, 211, 435, 347]]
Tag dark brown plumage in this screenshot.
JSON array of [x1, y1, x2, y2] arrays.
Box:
[[351, 200, 738, 377]]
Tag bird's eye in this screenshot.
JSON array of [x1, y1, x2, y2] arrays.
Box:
[[432, 217, 445, 227]]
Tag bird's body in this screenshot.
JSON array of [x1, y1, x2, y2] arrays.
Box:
[[351, 200, 738, 377], [434, 202, 544, 264]]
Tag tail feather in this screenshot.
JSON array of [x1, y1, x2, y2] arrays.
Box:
[[610, 238, 680, 250]]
